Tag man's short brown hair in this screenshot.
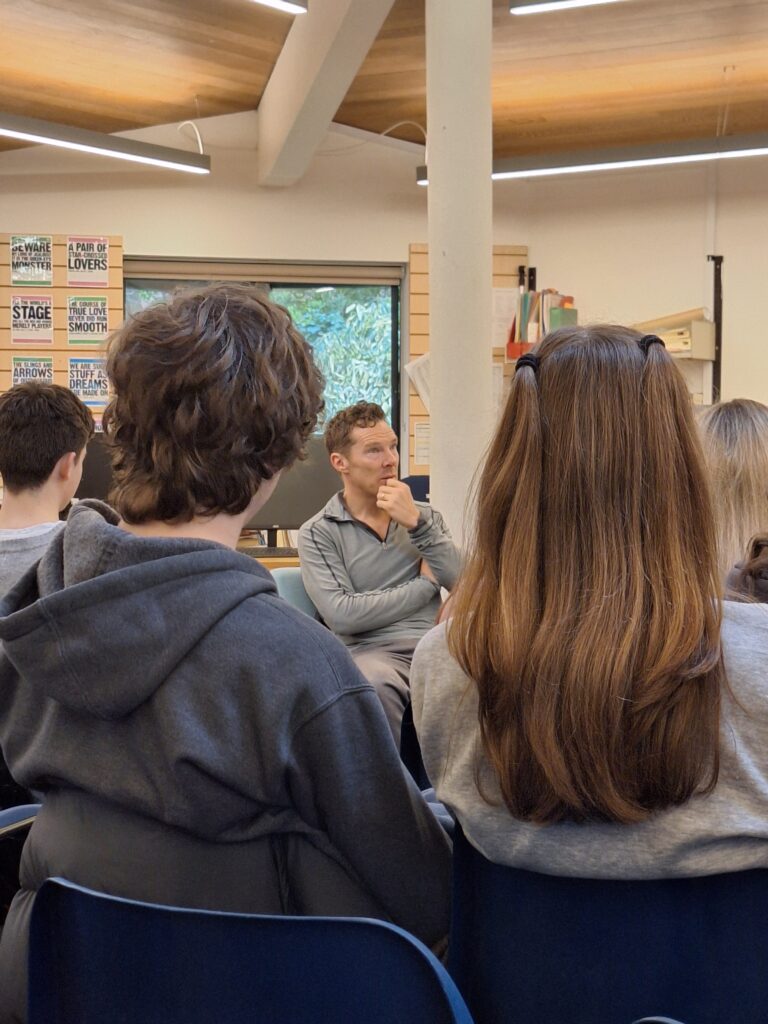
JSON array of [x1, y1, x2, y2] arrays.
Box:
[[0, 383, 94, 492], [324, 401, 387, 456], [103, 283, 324, 524]]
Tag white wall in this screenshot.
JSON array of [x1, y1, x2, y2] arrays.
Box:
[[0, 116, 525, 259], [494, 159, 768, 404], [0, 115, 430, 263], [1, 112, 767, 403]]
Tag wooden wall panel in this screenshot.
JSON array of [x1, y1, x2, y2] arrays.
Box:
[[0, 288, 124, 310], [0, 233, 123, 404]]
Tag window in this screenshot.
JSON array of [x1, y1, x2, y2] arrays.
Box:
[[270, 285, 394, 423], [123, 260, 401, 428]]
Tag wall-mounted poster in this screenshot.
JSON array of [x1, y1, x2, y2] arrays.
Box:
[[12, 355, 53, 386], [66, 236, 110, 287], [67, 295, 108, 344], [68, 356, 109, 408], [10, 235, 53, 286], [11, 294, 53, 345]]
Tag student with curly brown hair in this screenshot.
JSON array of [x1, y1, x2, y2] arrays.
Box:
[[0, 285, 451, 1023]]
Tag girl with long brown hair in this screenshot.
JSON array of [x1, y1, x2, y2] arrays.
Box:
[[411, 324, 768, 877]]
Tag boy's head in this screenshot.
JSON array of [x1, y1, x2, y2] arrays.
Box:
[[103, 283, 325, 524], [0, 383, 94, 500]]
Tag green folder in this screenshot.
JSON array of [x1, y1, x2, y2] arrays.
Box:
[[548, 307, 578, 330]]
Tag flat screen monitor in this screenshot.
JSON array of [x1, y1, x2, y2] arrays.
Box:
[[75, 431, 114, 504], [246, 433, 339, 532], [74, 432, 340, 533]]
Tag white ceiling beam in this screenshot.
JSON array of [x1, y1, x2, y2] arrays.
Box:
[[257, 0, 395, 187]]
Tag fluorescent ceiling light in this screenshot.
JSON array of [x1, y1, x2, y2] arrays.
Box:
[[0, 112, 211, 174], [511, 0, 629, 13], [248, 0, 308, 12], [416, 132, 768, 185]]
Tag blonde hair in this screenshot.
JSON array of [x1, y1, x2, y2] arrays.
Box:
[[449, 325, 723, 825], [699, 399, 768, 579]]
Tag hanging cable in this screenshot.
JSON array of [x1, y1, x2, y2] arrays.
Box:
[[177, 120, 205, 155], [317, 120, 427, 155]]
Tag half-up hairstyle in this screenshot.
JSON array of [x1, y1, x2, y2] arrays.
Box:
[[449, 324, 724, 824], [103, 283, 324, 523]]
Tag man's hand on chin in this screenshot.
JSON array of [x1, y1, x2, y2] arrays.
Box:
[[376, 478, 420, 530]]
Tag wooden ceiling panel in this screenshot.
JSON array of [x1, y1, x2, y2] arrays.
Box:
[[1, 0, 767, 168], [335, 0, 426, 145], [0, 0, 291, 138], [338, 0, 768, 157]]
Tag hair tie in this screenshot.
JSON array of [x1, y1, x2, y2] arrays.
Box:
[[638, 334, 665, 356], [515, 353, 539, 374]]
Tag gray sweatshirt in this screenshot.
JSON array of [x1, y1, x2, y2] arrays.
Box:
[[411, 602, 768, 879], [0, 522, 62, 596], [298, 493, 460, 648]]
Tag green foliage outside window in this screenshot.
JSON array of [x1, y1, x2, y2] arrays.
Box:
[[124, 281, 395, 427], [271, 286, 393, 425]]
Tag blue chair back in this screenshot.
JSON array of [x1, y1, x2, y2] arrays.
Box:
[[271, 566, 320, 620], [29, 877, 473, 1024], [402, 475, 430, 502], [450, 828, 768, 1024]]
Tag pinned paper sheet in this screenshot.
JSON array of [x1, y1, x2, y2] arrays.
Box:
[[405, 352, 431, 413], [414, 421, 431, 465], [493, 363, 505, 417], [492, 288, 518, 348]]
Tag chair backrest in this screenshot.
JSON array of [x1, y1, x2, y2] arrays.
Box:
[[29, 877, 473, 1024], [402, 474, 430, 502], [450, 828, 768, 1024], [271, 566, 320, 620]]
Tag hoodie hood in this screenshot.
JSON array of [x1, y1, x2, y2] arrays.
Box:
[[0, 501, 276, 720]]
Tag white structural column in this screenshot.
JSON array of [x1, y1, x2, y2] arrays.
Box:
[[425, 0, 494, 544]]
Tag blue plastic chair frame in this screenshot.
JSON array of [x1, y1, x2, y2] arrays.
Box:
[[271, 566, 320, 620], [449, 827, 768, 1024], [1, 803, 40, 927], [0, 803, 40, 838], [29, 877, 474, 1024]]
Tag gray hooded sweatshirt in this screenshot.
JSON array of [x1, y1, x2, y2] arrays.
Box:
[[0, 501, 451, 1023]]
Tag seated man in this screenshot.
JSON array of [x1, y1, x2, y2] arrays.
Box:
[[298, 401, 460, 740], [0, 382, 94, 596], [0, 287, 451, 1023]]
